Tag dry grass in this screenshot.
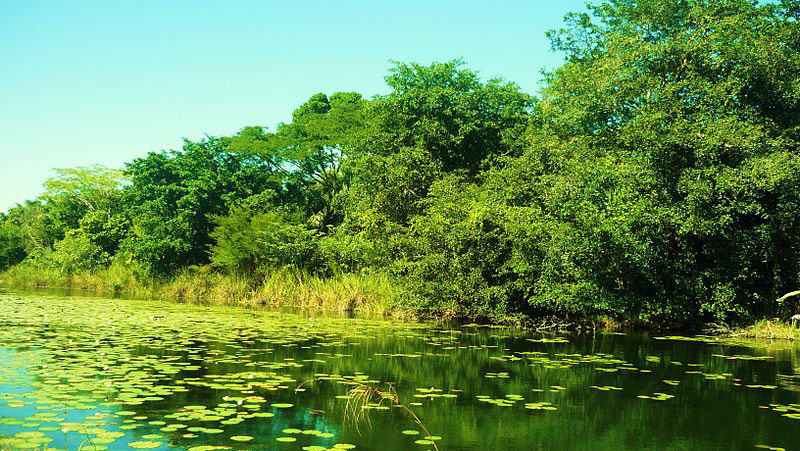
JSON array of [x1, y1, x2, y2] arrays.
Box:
[[592, 316, 625, 331], [156, 267, 400, 315], [250, 269, 398, 314]]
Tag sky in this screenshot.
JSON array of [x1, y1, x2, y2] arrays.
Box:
[[0, 0, 587, 213]]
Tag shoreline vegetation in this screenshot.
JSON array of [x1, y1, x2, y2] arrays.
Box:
[[0, 265, 405, 319], [729, 320, 800, 341], [3, 1, 800, 334], [3, 265, 800, 340]]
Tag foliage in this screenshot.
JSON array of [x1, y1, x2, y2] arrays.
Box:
[[391, 0, 800, 323], [2, 0, 800, 325], [224, 92, 367, 230], [523, 0, 800, 321], [0, 217, 25, 270], [0, 166, 126, 271], [120, 138, 279, 275], [392, 176, 522, 319], [342, 60, 533, 235], [42, 165, 126, 211], [3, 200, 68, 254], [210, 207, 321, 273], [47, 229, 111, 273]]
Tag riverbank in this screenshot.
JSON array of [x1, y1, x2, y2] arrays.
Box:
[[3, 264, 800, 338], [0, 265, 621, 328], [727, 320, 800, 341], [0, 264, 406, 318]]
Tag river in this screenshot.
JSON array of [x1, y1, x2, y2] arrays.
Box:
[[0, 289, 798, 450]]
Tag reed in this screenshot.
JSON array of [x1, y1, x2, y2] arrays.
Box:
[[0, 264, 402, 317]]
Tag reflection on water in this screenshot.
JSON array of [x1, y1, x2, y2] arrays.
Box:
[[0, 289, 799, 450]]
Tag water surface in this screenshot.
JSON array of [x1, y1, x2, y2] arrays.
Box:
[[0, 289, 799, 450]]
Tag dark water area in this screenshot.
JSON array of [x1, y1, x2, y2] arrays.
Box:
[[0, 289, 799, 450]]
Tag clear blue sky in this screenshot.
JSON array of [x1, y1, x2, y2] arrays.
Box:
[[0, 0, 587, 213]]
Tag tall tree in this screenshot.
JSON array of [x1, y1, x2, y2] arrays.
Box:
[[224, 92, 367, 229], [502, 0, 800, 320], [121, 138, 279, 275], [342, 60, 533, 233]]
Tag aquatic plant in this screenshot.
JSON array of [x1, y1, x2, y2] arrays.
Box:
[[0, 291, 798, 449], [342, 382, 439, 451]]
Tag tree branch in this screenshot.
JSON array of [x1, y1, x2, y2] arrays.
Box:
[[777, 290, 800, 303]]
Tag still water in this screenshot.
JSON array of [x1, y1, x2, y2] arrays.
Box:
[[0, 289, 799, 450]]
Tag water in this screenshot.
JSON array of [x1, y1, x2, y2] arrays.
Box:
[[0, 289, 799, 450]]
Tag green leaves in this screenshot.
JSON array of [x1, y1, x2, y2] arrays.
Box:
[[2, 2, 799, 324], [516, 0, 800, 321], [224, 92, 367, 231], [0, 219, 26, 271], [210, 208, 321, 273], [42, 165, 126, 211], [121, 138, 279, 275]]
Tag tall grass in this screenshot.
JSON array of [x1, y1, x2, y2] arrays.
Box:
[[0, 262, 154, 294], [249, 268, 399, 315], [0, 263, 403, 317], [0, 265, 64, 288], [729, 319, 800, 340]]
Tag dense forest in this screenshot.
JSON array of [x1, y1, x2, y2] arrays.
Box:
[[2, 0, 800, 326]]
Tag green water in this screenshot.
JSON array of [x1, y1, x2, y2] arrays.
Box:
[[0, 290, 799, 450]]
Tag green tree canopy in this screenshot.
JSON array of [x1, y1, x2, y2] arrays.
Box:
[[224, 92, 367, 229], [121, 138, 280, 275], [497, 0, 800, 320], [342, 60, 533, 236]]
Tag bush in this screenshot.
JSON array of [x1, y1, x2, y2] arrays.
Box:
[[210, 207, 322, 273], [48, 231, 110, 273], [390, 176, 521, 320], [0, 224, 26, 271]]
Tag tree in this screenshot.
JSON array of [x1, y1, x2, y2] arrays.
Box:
[[384, 1, 800, 322], [499, 0, 800, 321], [120, 138, 280, 275], [42, 166, 126, 211], [0, 215, 26, 270], [209, 207, 320, 273], [341, 60, 533, 240], [224, 92, 367, 229]]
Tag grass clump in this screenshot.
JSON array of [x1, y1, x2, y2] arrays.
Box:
[[0, 263, 403, 317], [0, 262, 153, 294], [730, 319, 800, 340], [251, 269, 400, 315]]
